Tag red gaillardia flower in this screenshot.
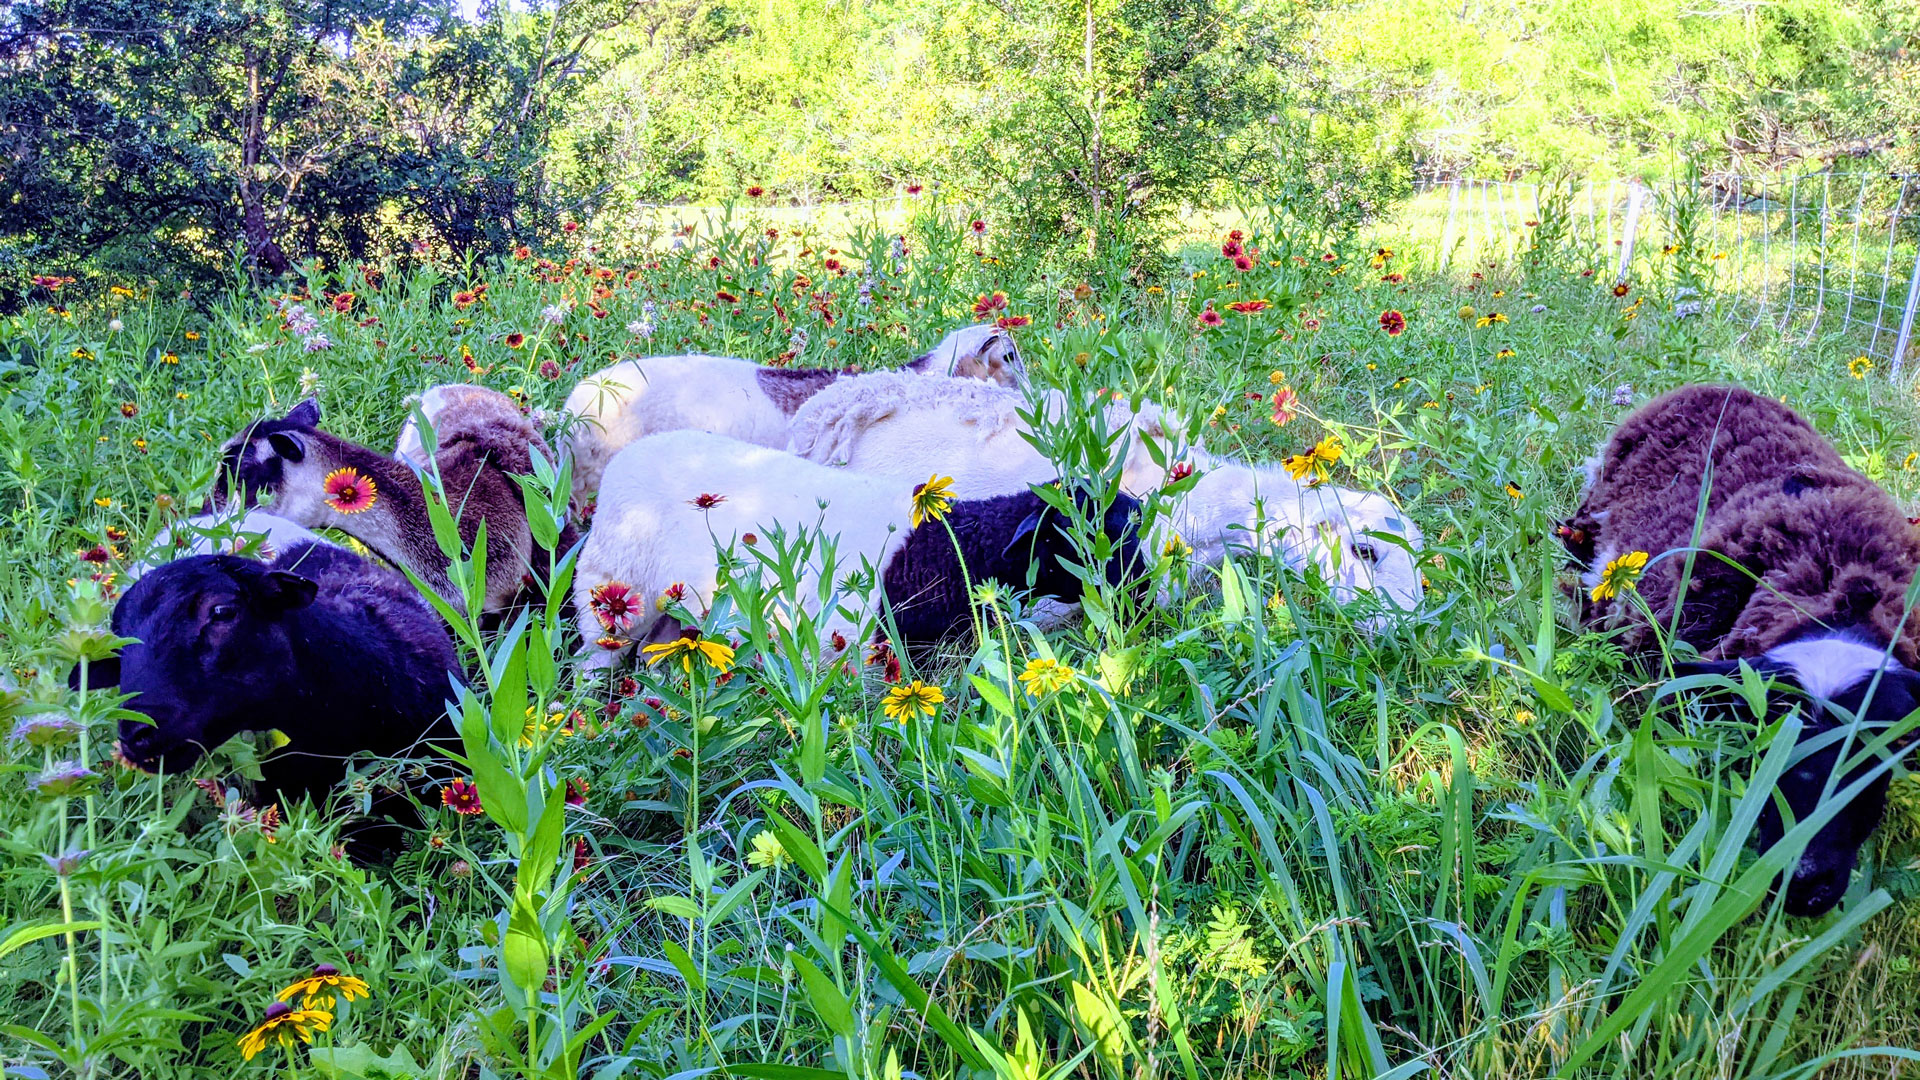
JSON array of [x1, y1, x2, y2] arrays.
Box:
[[1226, 300, 1270, 315], [322, 468, 377, 514], [505, 332, 526, 349], [441, 778, 483, 815], [589, 581, 639, 633], [995, 315, 1030, 330], [969, 219, 987, 235], [746, 185, 765, 198], [689, 492, 727, 509], [1378, 309, 1407, 336], [1199, 309, 1225, 328], [973, 291, 1009, 316], [1233, 254, 1255, 272]]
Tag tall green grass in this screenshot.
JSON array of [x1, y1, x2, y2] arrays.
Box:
[[2, 191, 1917, 1078]]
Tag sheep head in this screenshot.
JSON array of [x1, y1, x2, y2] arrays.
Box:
[[915, 324, 1024, 387], [210, 398, 334, 522], [1291, 487, 1426, 619], [1676, 629, 1920, 916], [91, 554, 318, 773], [1004, 485, 1145, 598]]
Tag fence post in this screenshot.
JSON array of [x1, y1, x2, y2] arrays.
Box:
[[1891, 243, 1920, 379], [1616, 180, 1646, 286], [1439, 180, 1461, 269]]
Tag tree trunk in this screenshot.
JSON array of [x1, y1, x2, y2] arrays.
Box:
[[239, 49, 292, 279]]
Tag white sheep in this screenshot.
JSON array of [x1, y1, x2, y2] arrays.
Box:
[[135, 509, 332, 579], [561, 324, 1023, 505], [573, 429, 1142, 669], [785, 372, 1179, 497], [1155, 453, 1425, 619]]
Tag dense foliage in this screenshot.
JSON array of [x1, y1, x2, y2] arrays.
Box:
[[2, 188, 1918, 1077]]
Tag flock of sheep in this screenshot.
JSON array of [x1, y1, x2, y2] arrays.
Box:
[[80, 321, 1920, 916]]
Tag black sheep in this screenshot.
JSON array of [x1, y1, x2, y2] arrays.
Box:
[[86, 542, 461, 852]]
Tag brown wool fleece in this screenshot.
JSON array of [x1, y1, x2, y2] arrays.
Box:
[[1563, 384, 1920, 666]]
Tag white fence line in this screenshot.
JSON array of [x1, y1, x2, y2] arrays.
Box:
[[1415, 174, 1920, 375]]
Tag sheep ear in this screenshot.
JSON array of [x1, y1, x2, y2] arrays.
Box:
[[266, 431, 305, 463], [1004, 508, 1048, 558], [286, 398, 321, 428], [67, 655, 120, 691], [255, 571, 318, 612]]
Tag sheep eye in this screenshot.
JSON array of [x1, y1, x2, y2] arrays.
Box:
[[1352, 543, 1379, 563], [208, 603, 239, 622]]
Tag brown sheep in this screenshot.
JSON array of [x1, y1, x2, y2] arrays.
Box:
[[1561, 383, 1920, 917]]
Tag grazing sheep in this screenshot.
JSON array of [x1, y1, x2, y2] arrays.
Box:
[[89, 542, 460, 854], [561, 324, 1024, 505], [211, 398, 575, 615], [1562, 383, 1920, 915], [395, 384, 553, 470], [574, 430, 1142, 667], [786, 373, 1178, 496], [136, 509, 332, 579], [1157, 452, 1426, 619]]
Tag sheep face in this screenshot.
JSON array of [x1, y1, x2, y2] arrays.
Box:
[[1292, 488, 1426, 618], [1679, 629, 1920, 916], [210, 398, 331, 522], [96, 555, 319, 773], [1008, 488, 1145, 596], [921, 325, 1024, 387]]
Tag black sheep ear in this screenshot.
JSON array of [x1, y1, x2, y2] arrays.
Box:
[[286, 398, 321, 428], [266, 430, 305, 463], [67, 655, 120, 691], [255, 571, 319, 612], [1003, 508, 1047, 559]]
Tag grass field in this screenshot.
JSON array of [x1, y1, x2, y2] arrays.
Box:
[[2, 197, 1918, 1079]]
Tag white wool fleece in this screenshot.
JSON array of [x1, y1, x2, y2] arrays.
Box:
[[787, 373, 1181, 498], [561, 324, 1022, 507], [575, 430, 920, 668], [1154, 454, 1424, 616]]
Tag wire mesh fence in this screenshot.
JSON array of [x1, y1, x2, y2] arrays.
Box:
[[1413, 174, 1920, 375]]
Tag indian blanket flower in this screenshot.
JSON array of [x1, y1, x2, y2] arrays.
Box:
[[689, 492, 726, 510], [881, 679, 945, 721], [1590, 550, 1649, 603], [973, 291, 1009, 316], [277, 963, 370, 1010], [441, 778, 484, 815], [1378, 309, 1406, 336], [1849, 355, 1874, 379], [970, 219, 987, 236], [911, 475, 956, 527], [995, 314, 1031, 330], [504, 332, 526, 349], [642, 628, 736, 674], [1199, 308, 1225, 328], [1612, 281, 1631, 298], [1233, 254, 1255, 272], [746, 185, 765, 198], [237, 1001, 332, 1061], [322, 468, 377, 514], [1283, 434, 1345, 486], [1227, 299, 1270, 315], [1270, 386, 1300, 426], [589, 581, 639, 633], [1018, 657, 1076, 697]]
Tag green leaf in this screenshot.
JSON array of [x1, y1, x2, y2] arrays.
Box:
[[791, 953, 855, 1039], [0, 920, 101, 962], [501, 891, 549, 998]]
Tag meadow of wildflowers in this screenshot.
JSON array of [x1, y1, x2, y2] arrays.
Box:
[[2, 194, 1918, 1078]]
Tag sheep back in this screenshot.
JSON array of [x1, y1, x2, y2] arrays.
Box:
[[1569, 385, 1920, 665], [576, 431, 915, 657]]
